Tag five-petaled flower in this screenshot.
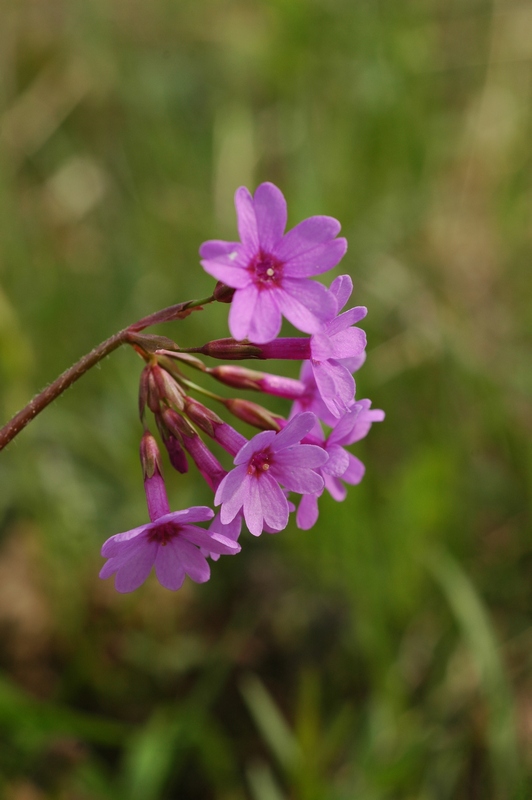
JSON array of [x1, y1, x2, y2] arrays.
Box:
[[100, 464, 240, 593], [214, 412, 328, 536], [200, 182, 346, 343]]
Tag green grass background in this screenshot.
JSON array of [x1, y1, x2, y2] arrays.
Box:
[[0, 0, 531, 797]]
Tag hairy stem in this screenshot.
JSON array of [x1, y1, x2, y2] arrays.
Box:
[[0, 294, 214, 452]]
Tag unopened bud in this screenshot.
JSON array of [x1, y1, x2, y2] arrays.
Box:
[[224, 398, 282, 432], [196, 338, 264, 360], [153, 366, 186, 412], [213, 281, 236, 303], [140, 430, 163, 479], [184, 398, 223, 437], [161, 406, 196, 438], [208, 365, 265, 391], [138, 367, 151, 419]]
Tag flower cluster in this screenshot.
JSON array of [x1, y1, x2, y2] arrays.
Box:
[[100, 183, 384, 593]]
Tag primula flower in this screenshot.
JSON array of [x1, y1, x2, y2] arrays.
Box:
[[307, 274, 367, 418], [296, 400, 385, 529], [100, 463, 239, 593], [215, 412, 328, 536], [200, 182, 345, 343]]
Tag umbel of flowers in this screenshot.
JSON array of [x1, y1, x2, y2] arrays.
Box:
[[100, 182, 384, 592]]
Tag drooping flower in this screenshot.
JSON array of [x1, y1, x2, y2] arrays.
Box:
[[200, 182, 345, 343], [295, 400, 385, 530], [100, 433, 239, 592], [214, 412, 328, 536]]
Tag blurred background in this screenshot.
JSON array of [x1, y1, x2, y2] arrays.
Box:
[[0, 0, 531, 797]]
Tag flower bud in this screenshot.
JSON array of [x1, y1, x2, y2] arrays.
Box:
[[153, 365, 186, 412], [196, 338, 264, 360], [213, 281, 236, 303], [140, 430, 163, 480], [184, 398, 223, 438], [223, 398, 282, 432]]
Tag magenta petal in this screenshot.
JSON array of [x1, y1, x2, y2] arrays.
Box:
[[328, 327, 367, 359], [201, 259, 251, 288], [157, 507, 215, 525], [282, 238, 348, 278], [271, 465, 324, 494], [247, 290, 282, 344], [274, 216, 341, 261], [321, 444, 349, 477], [218, 471, 250, 525], [228, 285, 259, 341], [101, 525, 147, 557], [235, 187, 259, 251], [296, 493, 320, 530], [326, 306, 367, 336], [254, 183, 287, 250], [323, 473, 347, 501], [180, 525, 240, 554], [174, 538, 211, 583], [154, 541, 187, 590], [256, 475, 288, 533], [342, 453, 366, 485], [271, 412, 317, 450], [199, 240, 241, 259], [114, 541, 157, 593], [277, 280, 336, 333], [242, 477, 265, 536], [273, 443, 328, 469], [234, 432, 275, 465], [329, 274, 353, 311], [312, 361, 355, 418]]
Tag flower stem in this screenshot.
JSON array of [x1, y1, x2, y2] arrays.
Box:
[[0, 294, 215, 452]]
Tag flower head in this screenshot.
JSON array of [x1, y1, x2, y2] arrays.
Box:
[[214, 412, 328, 536], [200, 183, 346, 343], [100, 433, 239, 592], [295, 400, 385, 529]]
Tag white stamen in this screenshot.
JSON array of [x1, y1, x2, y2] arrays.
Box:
[[266, 268, 274, 277]]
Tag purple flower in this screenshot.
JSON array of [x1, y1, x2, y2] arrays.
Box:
[[308, 274, 367, 418], [100, 465, 239, 593], [200, 183, 345, 343], [214, 412, 328, 536], [295, 401, 385, 530]]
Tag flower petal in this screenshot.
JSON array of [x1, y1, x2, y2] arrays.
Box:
[[342, 453, 366, 485], [114, 540, 158, 593], [201, 258, 251, 288], [173, 538, 211, 583], [101, 525, 147, 557], [312, 360, 355, 418], [296, 493, 320, 530], [274, 216, 341, 261], [273, 443, 329, 470], [199, 240, 242, 260], [154, 540, 187, 590], [282, 238, 348, 278], [181, 525, 241, 554], [156, 506, 215, 525], [234, 431, 276, 465], [329, 274, 353, 312], [235, 187, 259, 251], [228, 285, 260, 341], [253, 183, 287, 250], [276, 280, 336, 333], [326, 306, 367, 336], [242, 477, 265, 536], [247, 289, 282, 344], [271, 411, 317, 450], [252, 472, 289, 534]]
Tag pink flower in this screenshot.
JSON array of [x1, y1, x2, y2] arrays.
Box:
[[214, 412, 328, 536], [307, 274, 367, 418], [100, 444, 239, 593], [200, 183, 345, 343], [295, 401, 385, 530]]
